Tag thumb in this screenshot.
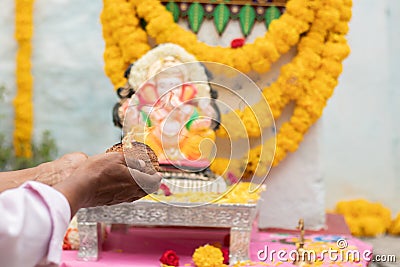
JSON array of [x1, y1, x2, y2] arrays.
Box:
[[128, 169, 162, 194], [125, 157, 146, 171]]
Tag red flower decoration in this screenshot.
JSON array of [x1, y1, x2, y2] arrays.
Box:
[[221, 247, 229, 264], [223, 234, 230, 247], [160, 183, 172, 196], [62, 243, 71, 250], [230, 38, 245, 48], [160, 250, 179, 266], [63, 228, 74, 250]]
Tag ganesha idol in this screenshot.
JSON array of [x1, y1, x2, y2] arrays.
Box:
[[113, 44, 220, 171]]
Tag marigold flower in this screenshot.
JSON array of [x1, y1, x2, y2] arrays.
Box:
[[193, 245, 225, 267]]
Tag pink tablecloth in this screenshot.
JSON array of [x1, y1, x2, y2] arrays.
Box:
[[61, 225, 372, 266]]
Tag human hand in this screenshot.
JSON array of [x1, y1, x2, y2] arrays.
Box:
[[35, 152, 88, 186], [53, 152, 162, 216], [0, 152, 88, 193]]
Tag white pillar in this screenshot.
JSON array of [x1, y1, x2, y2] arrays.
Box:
[[258, 123, 325, 230]]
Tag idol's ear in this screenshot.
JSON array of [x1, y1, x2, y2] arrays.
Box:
[[124, 64, 133, 79], [203, 62, 219, 128], [210, 87, 218, 99], [209, 87, 220, 131], [210, 99, 221, 131], [180, 84, 198, 102], [137, 82, 158, 105], [116, 87, 124, 99], [200, 62, 213, 80], [117, 85, 135, 99], [126, 88, 135, 98], [112, 102, 123, 128]]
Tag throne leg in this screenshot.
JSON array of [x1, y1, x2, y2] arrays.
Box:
[[229, 226, 252, 265], [77, 222, 100, 261]]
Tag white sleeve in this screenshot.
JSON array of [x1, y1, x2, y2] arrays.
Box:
[[0, 181, 71, 267]]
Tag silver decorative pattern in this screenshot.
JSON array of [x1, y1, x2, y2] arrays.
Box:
[[229, 227, 253, 263], [77, 222, 101, 261], [77, 200, 258, 265]]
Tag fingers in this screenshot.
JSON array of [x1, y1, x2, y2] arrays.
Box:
[[108, 186, 147, 206], [125, 156, 146, 171], [61, 152, 161, 208], [128, 168, 162, 194], [103, 152, 146, 171]]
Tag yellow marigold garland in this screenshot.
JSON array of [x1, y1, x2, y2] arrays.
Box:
[[100, 0, 352, 175], [389, 213, 400, 235], [335, 199, 392, 237], [133, 0, 312, 73], [102, 0, 313, 79], [13, 0, 35, 158], [101, 0, 151, 89], [213, 0, 352, 175], [270, 0, 352, 166]]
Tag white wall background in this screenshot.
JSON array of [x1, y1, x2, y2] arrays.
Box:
[[322, 0, 400, 213], [0, 0, 120, 154], [0, 0, 399, 227]]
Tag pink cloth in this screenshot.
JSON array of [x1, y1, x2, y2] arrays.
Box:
[[0, 181, 71, 267], [61, 226, 372, 266]]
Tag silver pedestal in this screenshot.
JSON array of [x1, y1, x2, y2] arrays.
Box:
[[77, 200, 258, 265]]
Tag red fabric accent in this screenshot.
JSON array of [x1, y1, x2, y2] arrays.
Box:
[[230, 38, 245, 48]]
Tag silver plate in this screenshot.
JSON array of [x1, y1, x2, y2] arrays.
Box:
[[77, 199, 260, 265]]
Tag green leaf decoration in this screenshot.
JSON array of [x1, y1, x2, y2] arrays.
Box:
[[166, 1, 180, 23], [239, 5, 256, 37], [265, 6, 281, 30], [213, 3, 230, 35], [188, 3, 205, 33]]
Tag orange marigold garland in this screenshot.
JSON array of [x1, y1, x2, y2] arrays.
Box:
[[271, 0, 352, 166], [133, 0, 311, 74], [335, 199, 392, 237], [13, 0, 35, 158], [102, 0, 313, 80], [100, 0, 352, 174], [214, 0, 351, 174], [101, 0, 150, 90]]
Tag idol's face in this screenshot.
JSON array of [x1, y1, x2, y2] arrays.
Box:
[[156, 75, 183, 96]]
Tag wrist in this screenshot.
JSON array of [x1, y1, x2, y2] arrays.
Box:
[[0, 166, 40, 192], [53, 177, 91, 217]]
